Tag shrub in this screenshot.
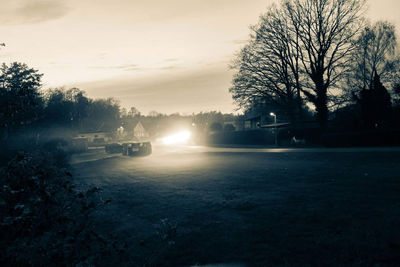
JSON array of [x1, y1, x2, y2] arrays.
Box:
[[223, 123, 236, 132], [321, 130, 400, 147], [41, 138, 72, 166], [209, 122, 223, 132], [0, 151, 123, 265], [207, 130, 275, 145]]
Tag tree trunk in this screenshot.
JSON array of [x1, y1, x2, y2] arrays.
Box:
[[315, 92, 328, 131], [296, 87, 302, 121], [314, 78, 328, 131]]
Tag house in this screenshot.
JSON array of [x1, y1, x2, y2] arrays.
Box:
[[77, 131, 111, 146], [133, 121, 149, 139], [243, 106, 276, 130], [244, 114, 273, 130], [77, 131, 110, 143]]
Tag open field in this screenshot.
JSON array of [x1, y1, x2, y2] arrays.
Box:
[[71, 146, 400, 266]]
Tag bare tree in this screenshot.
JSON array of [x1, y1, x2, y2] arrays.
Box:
[[148, 110, 161, 117], [128, 106, 141, 117], [348, 21, 398, 91], [230, 5, 303, 124], [283, 0, 366, 129], [230, 0, 366, 129]]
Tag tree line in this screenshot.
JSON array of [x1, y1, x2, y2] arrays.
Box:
[[0, 62, 120, 141], [0, 62, 238, 148], [230, 0, 400, 130]]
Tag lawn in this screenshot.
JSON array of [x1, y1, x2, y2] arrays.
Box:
[[72, 149, 400, 266]]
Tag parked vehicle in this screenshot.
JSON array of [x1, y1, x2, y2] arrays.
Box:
[[105, 143, 123, 154], [122, 141, 152, 156]]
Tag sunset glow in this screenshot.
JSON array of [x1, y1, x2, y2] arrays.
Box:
[[0, 0, 399, 114]]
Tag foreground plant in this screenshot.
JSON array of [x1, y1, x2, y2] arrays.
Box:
[[0, 151, 124, 266]]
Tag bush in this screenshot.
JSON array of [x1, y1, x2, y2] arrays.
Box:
[[209, 122, 223, 132], [0, 151, 123, 265], [41, 138, 72, 166], [322, 130, 400, 147], [223, 123, 236, 132], [207, 130, 275, 145], [288, 128, 322, 145]]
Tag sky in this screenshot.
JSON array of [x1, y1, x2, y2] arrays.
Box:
[[1, 0, 399, 115]]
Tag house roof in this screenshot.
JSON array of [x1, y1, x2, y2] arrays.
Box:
[[134, 121, 146, 132]]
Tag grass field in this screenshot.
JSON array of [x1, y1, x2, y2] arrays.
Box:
[[72, 148, 400, 266]]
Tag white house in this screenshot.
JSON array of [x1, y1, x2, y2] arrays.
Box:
[[78, 131, 110, 143], [133, 121, 149, 139]]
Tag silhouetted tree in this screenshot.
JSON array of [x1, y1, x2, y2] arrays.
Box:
[[44, 89, 74, 126], [224, 123, 236, 132], [193, 111, 227, 132], [127, 106, 141, 117], [43, 88, 89, 129], [394, 82, 400, 106], [70, 88, 90, 129], [148, 110, 161, 117], [0, 62, 43, 136], [348, 21, 398, 94], [120, 107, 128, 118], [81, 98, 120, 132], [355, 72, 392, 128], [230, 5, 303, 124], [284, 0, 366, 129], [209, 122, 223, 132], [231, 0, 366, 130]]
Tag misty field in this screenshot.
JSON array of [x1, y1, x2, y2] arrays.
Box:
[[72, 147, 400, 266]]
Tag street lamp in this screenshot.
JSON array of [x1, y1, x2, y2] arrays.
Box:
[[270, 112, 278, 146], [269, 112, 276, 123]]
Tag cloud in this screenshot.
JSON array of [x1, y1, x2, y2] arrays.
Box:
[[89, 64, 141, 71], [162, 58, 180, 62], [72, 64, 235, 114], [89, 63, 182, 72], [0, 0, 70, 25]]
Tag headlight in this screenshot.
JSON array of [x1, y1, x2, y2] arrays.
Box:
[[162, 130, 191, 145]]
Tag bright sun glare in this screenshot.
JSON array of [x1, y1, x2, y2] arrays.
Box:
[[162, 130, 191, 145]]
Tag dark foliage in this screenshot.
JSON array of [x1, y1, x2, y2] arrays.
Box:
[[44, 88, 120, 133], [0, 151, 124, 266], [393, 82, 400, 106], [0, 62, 123, 156], [278, 127, 322, 146], [208, 130, 275, 145], [231, 0, 366, 130], [0, 62, 43, 134], [81, 98, 120, 133], [322, 130, 400, 147], [209, 122, 223, 132], [332, 104, 361, 131], [355, 73, 392, 129], [223, 123, 236, 132], [44, 88, 89, 129]]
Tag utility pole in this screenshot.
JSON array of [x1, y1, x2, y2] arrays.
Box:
[[270, 112, 277, 146]]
